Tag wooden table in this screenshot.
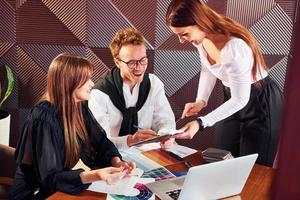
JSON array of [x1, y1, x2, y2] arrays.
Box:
[[47, 149, 274, 200]]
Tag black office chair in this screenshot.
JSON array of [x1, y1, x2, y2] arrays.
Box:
[[0, 144, 16, 200]]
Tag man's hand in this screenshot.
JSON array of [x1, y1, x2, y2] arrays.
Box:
[[127, 129, 157, 146]]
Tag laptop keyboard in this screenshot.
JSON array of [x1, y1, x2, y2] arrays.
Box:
[[166, 189, 181, 200]]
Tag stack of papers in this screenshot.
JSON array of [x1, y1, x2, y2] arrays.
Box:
[[202, 148, 234, 162]]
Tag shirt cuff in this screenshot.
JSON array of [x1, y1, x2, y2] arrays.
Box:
[[199, 117, 208, 128], [110, 135, 130, 150]]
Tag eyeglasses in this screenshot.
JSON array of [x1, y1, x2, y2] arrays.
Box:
[[118, 56, 148, 69]]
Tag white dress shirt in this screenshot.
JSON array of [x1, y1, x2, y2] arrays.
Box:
[[195, 38, 268, 127], [88, 73, 176, 150]]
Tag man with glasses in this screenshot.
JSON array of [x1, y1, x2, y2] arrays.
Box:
[[89, 28, 176, 149]]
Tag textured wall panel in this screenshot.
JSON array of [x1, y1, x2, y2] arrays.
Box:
[[42, 0, 87, 44], [87, 0, 132, 48], [111, 0, 156, 47], [0, 43, 14, 58], [250, 4, 293, 55], [16, 0, 82, 45], [5, 0, 16, 9], [16, 0, 27, 9], [158, 34, 195, 51], [0, 0, 16, 42], [276, 0, 297, 20], [269, 56, 289, 92], [169, 74, 199, 120], [207, 0, 227, 15], [154, 50, 201, 96], [264, 55, 286, 68], [90, 48, 115, 69], [155, 0, 172, 48], [19, 44, 86, 71], [17, 46, 47, 108], [86, 48, 110, 82], [227, 0, 275, 27]]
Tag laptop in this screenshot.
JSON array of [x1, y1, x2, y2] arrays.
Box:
[[146, 153, 258, 200]]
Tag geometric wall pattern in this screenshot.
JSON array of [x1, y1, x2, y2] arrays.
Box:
[[0, 0, 298, 149]]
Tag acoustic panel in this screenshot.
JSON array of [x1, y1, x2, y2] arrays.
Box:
[[86, 48, 110, 83], [19, 44, 86, 71], [0, 43, 14, 58], [16, 0, 82, 45], [0, 0, 15, 43], [250, 3, 293, 55], [42, 0, 87, 44], [275, 0, 297, 20], [87, 0, 132, 48], [227, 0, 275, 27], [154, 50, 201, 96], [111, 0, 156, 47], [269, 56, 289, 92], [17, 46, 47, 108], [16, 0, 27, 9], [155, 0, 173, 48], [5, 0, 16, 9]]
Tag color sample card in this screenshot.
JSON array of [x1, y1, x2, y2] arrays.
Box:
[[142, 167, 176, 181], [108, 183, 154, 200], [122, 153, 162, 172]]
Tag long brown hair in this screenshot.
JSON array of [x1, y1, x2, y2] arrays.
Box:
[[166, 0, 267, 80], [43, 53, 93, 168]]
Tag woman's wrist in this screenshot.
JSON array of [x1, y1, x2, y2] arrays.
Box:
[[196, 99, 206, 107], [111, 157, 122, 167], [80, 171, 96, 184], [196, 118, 204, 131]]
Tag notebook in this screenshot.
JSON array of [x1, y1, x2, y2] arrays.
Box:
[[202, 147, 234, 162], [146, 154, 258, 200]]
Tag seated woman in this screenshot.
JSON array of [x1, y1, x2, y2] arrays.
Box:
[[10, 53, 135, 200]]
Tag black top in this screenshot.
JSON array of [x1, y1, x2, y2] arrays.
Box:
[[10, 101, 121, 200]]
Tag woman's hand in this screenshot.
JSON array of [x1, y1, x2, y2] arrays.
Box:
[[181, 100, 205, 119], [173, 120, 200, 139], [160, 137, 175, 150], [127, 129, 157, 146], [111, 157, 136, 171], [80, 166, 123, 184]]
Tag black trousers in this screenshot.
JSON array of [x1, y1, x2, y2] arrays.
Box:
[[215, 76, 283, 166]]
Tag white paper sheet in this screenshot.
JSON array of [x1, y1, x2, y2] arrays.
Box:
[[168, 144, 198, 158], [87, 168, 144, 196]]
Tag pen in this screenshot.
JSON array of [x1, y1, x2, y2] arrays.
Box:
[[165, 150, 193, 168]]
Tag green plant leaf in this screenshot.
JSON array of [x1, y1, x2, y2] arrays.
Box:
[[0, 64, 14, 108]]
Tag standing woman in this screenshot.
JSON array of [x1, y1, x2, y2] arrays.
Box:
[[166, 0, 282, 166], [11, 53, 134, 199]]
